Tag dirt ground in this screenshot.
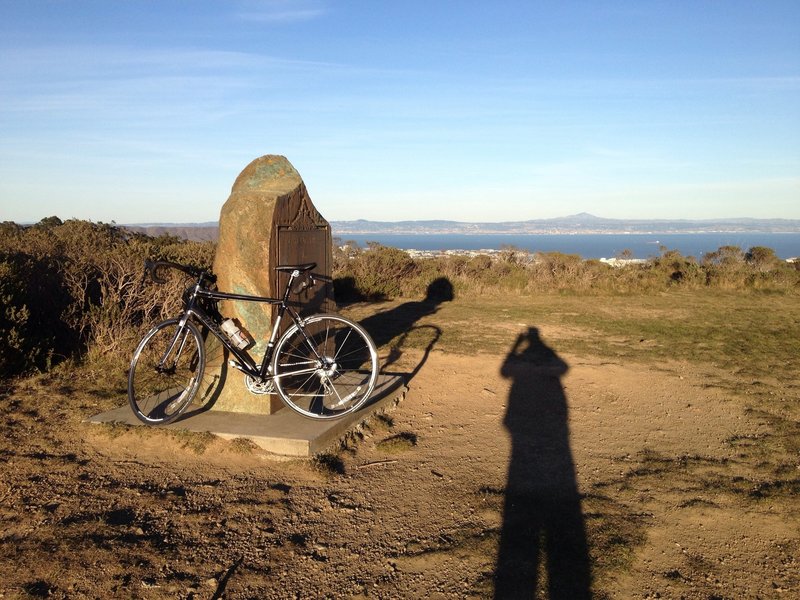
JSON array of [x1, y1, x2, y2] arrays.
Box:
[[1, 322, 798, 599]]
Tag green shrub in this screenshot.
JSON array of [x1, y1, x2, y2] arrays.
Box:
[[745, 246, 781, 272], [1, 216, 798, 380], [648, 249, 706, 288], [0, 218, 213, 377], [335, 243, 417, 300], [332, 244, 799, 299], [0, 257, 38, 377], [0, 251, 75, 377]]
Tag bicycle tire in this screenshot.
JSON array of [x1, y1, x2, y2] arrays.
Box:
[[128, 317, 205, 425], [272, 314, 378, 420]]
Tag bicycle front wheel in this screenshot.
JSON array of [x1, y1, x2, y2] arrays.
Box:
[[273, 315, 378, 419], [128, 317, 205, 425]]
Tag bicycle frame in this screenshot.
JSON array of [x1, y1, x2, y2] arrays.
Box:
[[179, 269, 315, 382], [131, 258, 378, 424]]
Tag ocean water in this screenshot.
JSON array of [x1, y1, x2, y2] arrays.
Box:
[[337, 233, 800, 260]]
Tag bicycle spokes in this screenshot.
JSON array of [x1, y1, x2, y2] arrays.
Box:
[[272, 315, 378, 419], [128, 319, 205, 425]]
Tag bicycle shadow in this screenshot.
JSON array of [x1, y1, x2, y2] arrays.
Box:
[[178, 334, 230, 419], [357, 277, 453, 383], [494, 327, 591, 599]]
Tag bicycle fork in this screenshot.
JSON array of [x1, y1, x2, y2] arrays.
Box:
[[158, 322, 197, 413], [157, 321, 192, 373]]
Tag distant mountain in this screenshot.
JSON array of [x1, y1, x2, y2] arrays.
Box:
[[125, 223, 218, 242], [122, 213, 800, 241]]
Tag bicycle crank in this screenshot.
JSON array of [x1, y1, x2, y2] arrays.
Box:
[[245, 374, 274, 395]]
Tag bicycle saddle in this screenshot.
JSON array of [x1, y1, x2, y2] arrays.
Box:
[[275, 263, 317, 272]]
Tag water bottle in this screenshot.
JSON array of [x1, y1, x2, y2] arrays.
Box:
[[220, 318, 250, 349]]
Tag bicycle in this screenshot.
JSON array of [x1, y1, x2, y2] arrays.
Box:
[[128, 260, 378, 425]]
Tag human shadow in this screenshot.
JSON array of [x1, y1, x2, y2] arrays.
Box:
[[495, 328, 591, 599], [358, 277, 453, 379]]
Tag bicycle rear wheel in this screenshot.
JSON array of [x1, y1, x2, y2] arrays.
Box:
[[128, 317, 205, 425], [273, 315, 378, 419]]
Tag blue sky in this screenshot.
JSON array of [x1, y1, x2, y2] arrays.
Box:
[[1, 0, 798, 224]]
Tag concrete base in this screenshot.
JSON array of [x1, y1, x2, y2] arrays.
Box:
[[88, 374, 406, 458]]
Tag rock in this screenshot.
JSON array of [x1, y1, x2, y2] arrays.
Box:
[[206, 155, 335, 414], [214, 155, 304, 355]]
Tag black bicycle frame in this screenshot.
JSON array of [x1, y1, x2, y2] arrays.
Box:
[[181, 272, 307, 381]]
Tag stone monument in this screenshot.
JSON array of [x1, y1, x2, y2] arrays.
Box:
[[206, 155, 335, 414]]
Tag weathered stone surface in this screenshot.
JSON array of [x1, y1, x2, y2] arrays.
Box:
[[214, 156, 302, 351], [206, 155, 334, 414]]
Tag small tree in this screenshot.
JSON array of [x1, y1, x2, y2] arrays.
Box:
[[35, 215, 63, 229], [702, 245, 746, 288], [745, 246, 780, 272], [703, 245, 744, 267], [338, 244, 417, 300], [499, 244, 527, 265]]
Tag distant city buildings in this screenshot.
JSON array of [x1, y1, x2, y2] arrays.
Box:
[[347, 245, 798, 266]]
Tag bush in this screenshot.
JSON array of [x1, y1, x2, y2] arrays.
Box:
[[1, 217, 798, 380], [0, 218, 213, 377], [0, 256, 44, 377], [650, 248, 706, 288], [701, 245, 746, 287], [0, 251, 74, 377], [331, 244, 800, 300], [745, 246, 781, 272], [334, 244, 417, 300]]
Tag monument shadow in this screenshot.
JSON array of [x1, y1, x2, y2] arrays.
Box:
[[495, 327, 591, 599]]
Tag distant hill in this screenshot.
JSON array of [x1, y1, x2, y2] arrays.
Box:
[[125, 223, 219, 242], [123, 213, 800, 241], [331, 213, 800, 234]]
